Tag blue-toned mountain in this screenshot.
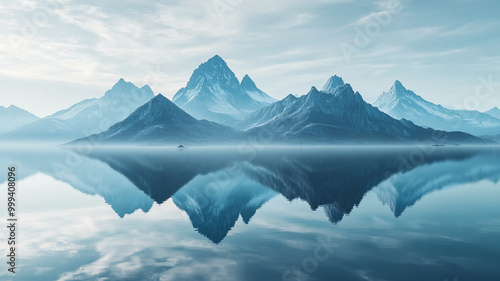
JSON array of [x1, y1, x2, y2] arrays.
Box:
[[374, 81, 500, 136], [241, 77, 484, 144], [172, 55, 276, 125]]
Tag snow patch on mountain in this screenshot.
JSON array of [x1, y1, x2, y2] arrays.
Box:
[[172, 55, 276, 125], [374, 81, 500, 136]]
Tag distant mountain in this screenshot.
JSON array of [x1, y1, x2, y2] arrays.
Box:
[[485, 107, 500, 120], [373, 81, 500, 136], [236, 94, 298, 130], [241, 77, 484, 144], [322, 75, 345, 93], [172, 55, 276, 125], [0, 105, 39, 134], [71, 94, 237, 145], [2, 79, 154, 143]]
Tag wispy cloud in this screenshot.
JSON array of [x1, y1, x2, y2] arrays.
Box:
[[0, 0, 499, 116]]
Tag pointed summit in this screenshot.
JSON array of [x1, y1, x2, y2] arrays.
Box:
[[207, 54, 225, 64], [240, 81, 483, 144], [240, 74, 277, 104], [3, 79, 155, 143], [71, 90, 237, 145], [485, 106, 500, 119], [197, 55, 234, 78], [0, 105, 40, 134], [373, 81, 500, 136], [391, 80, 407, 92], [240, 74, 257, 90], [111, 78, 130, 90], [105, 79, 154, 101], [129, 93, 194, 123], [153, 93, 167, 101], [172, 56, 276, 125], [284, 94, 298, 101], [376, 80, 414, 104], [322, 75, 345, 93]]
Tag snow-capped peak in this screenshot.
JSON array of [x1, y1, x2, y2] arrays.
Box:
[[322, 75, 345, 93], [172, 56, 276, 124], [374, 81, 423, 110]]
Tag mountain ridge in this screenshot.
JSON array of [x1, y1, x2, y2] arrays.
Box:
[[374, 81, 500, 136], [71, 94, 237, 145], [2, 78, 154, 143], [172, 55, 276, 125], [239, 77, 485, 144], [0, 105, 40, 134]]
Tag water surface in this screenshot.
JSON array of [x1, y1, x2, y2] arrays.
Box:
[[0, 146, 499, 281]]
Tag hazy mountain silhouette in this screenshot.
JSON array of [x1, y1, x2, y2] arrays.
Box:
[[374, 81, 500, 136]]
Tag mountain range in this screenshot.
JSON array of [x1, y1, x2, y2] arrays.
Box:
[[1, 55, 499, 145], [71, 94, 237, 145], [373, 81, 500, 136], [73, 76, 485, 145], [0, 105, 39, 134], [172, 55, 276, 125], [1, 79, 154, 143], [240, 78, 483, 144]]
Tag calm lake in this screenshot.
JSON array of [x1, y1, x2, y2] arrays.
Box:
[[0, 146, 499, 281]]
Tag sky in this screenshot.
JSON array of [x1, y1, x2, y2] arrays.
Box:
[[0, 0, 499, 117]]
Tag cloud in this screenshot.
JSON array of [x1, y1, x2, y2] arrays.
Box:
[[0, 0, 500, 116]]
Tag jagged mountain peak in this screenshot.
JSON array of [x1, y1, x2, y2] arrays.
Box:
[[374, 81, 500, 136], [329, 83, 357, 100], [392, 80, 405, 90], [284, 94, 298, 101], [182, 55, 239, 92], [388, 80, 412, 97], [141, 84, 153, 92], [376, 81, 419, 105], [196, 55, 233, 75], [104, 78, 154, 101], [0, 104, 40, 135], [111, 78, 133, 90], [240, 74, 256, 89], [172, 56, 276, 125], [1, 105, 37, 116], [207, 54, 225, 64], [322, 75, 345, 93]]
